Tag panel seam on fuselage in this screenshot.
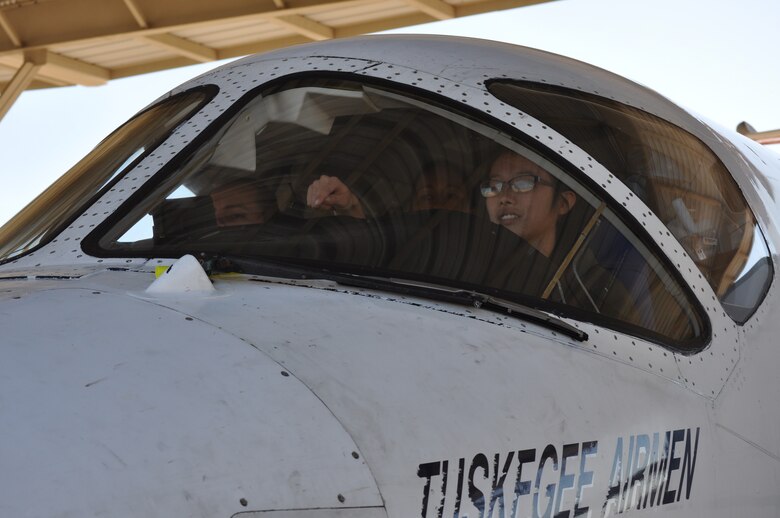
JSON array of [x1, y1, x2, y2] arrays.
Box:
[[715, 423, 780, 463]]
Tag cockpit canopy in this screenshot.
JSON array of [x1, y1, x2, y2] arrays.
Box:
[[0, 44, 771, 350]]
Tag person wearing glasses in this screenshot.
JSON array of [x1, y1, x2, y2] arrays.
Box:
[[482, 151, 646, 327], [481, 151, 576, 257]]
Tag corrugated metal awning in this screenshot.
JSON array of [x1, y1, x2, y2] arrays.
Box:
[[0, 0, 553, 120]]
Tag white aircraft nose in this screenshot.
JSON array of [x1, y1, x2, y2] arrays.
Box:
[[0, 284, 383, 517]]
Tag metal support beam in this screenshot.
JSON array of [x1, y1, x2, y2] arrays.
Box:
[[0, 62, 66, 87], [455, 0, 549, 17], [142, 33, 217, 62], [273, 15, 334, 41], [0, 11, 22, 47], [406, 0, 454, 20], [42, 52, 110, 85], [743, 130, 780, 145], [333, 13, 431, 38], [122, 0, 149, 29], [0, 0, 547, 58], [737, 121, 780, 145], [0, 51, 109, 86], [0, 0, 361, 54], [0, 52, 43, 122]]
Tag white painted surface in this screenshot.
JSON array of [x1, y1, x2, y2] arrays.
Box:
[[145, 254, 215, 294]]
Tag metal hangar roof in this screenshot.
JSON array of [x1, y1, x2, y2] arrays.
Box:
[[0, 0, 552, 120]]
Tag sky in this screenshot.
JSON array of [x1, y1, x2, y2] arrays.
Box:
[[1, 0, 778, 226]]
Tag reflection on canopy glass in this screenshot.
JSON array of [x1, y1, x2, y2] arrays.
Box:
[[488, 81, 772, 324], [94, 79, 707, 350], [0, 89, 213, 262]]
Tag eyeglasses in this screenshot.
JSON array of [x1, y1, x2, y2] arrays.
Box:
[[480, 174, 556, 198]]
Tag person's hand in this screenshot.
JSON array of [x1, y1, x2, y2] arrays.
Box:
[[306, 175, 365, 218]]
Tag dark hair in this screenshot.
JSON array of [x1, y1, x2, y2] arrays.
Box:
[[549, 177, 576, 213]]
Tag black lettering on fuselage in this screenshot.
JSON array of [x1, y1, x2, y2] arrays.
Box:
[[628, 434, 650, 510], [438, 460, 449, 518], [469, 453, 490, 518], [418, 461, 441, 518], [512, 448, 537, 518], [488, 452, 514, 518], [554, 443, 579, 518], [454, 457, 465, 518], [653, 431, 671, 507], [620, 435, 635, 513], [642, 432, 661, 509], [573, 441, 597, 517], [604, 437, 624, 516], [677, 428, 700, 502], [533, 444, 559, 518], [662, 429, 686, 504], [415, 426, 699, 518]]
